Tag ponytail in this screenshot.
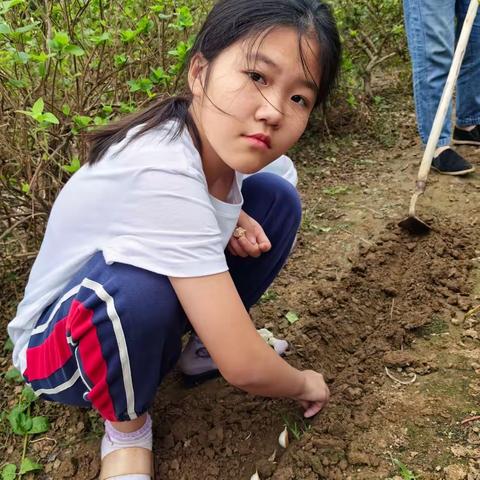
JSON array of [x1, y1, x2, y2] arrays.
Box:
[[85, 95, 201, 165]]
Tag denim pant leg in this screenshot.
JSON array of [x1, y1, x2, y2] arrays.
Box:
[[227, 173, 302, 310], [455, 0, 480, 126], [403, 0, 456, 146]]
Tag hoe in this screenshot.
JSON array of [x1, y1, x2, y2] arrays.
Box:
[[399, 0, 479, 234]]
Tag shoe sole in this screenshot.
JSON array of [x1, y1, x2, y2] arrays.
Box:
[[431, 165, 476, 176], [452, 139, 480, 146], [182, 369, 220, 388]]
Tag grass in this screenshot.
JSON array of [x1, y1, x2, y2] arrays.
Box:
[[281, 413, 312, 440], [389, 456, 418, 480], [415, 316, 449, 337], [322, 185, 350, 197], [260, 289, 278, 302]]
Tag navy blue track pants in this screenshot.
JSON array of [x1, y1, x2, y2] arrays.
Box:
[[23, 173, 301, 421]]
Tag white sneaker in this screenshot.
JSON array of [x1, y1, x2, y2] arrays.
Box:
[[178, 330, 288, 387], [178, 334, 220, 387]]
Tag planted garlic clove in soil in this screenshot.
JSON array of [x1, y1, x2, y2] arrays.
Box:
[[250, 470, 260, 480], [278, 426, 289, 448]]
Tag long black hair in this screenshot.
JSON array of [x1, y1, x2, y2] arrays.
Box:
[[86, 0, 341, 164]]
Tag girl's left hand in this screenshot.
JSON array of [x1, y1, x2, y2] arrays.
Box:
[[228, 210, 271, 258]]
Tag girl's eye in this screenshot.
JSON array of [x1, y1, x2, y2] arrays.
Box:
[[247, 71, 267, 85], [291, 95, 308, 107]]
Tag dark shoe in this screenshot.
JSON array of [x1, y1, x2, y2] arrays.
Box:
[[453, 125, 480, 146], [431, 148, 475, 176]]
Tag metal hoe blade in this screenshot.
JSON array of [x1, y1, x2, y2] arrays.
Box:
[[398, 186, 431, 234], [398, 215, 431, 235]]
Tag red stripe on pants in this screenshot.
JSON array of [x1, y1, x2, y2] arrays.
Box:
[[25, 317, 72, 380], [68, 300, 117, 421]]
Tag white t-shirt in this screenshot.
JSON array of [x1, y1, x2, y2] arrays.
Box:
[[8, 121, 297, 374]]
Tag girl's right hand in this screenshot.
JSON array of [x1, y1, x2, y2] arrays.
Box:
[[171, 273, 330, 405], [294, 370, 330, 418]]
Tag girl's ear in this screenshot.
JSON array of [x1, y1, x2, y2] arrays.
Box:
[[188, 53, 209, 98]]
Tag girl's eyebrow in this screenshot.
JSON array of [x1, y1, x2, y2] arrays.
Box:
[[247, 52, 278, 70], [246, 52, 318, 94]]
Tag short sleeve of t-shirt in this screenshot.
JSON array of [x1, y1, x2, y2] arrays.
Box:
[[101, 138, 229, 277]]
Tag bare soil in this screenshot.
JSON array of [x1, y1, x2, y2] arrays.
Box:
[[1, 83, 479, 480]]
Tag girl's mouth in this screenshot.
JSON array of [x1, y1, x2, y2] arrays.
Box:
[[244, 133, 272, 149]]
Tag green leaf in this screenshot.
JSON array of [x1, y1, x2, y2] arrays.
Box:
[[114, 54, 127, 67], [31, 51, 50, 63], [155, 12, 172, 20], [64, 44, 85, 56], [13, 51, 29, 64], [176, 6, 193, 29], [14, 22, 39, 34], [8, 78, 28, 89], [3, 337, 14, 352], [8, 405, 33, 435], [38, 62, 47, 78], [0, 0, 24, 16], [62, 157, 81, 174], [29, 416, 50, 434], [5, 367, 23, 383], [52, 30, 69, 47], [169, 6, 193, 31], [89, 31, 111, 44], [16, 110, 34, 119], [93, 116, 108, 126], [31, 98, 44, 117], [119, 102, 136, 114], [260, 290, 278, 302], [149, 67, 170, 85], [120, 29, 138, 43], [41, 112, 59, 124], [73, 115, 92, 129], [0, 21, 11, 34], [127, 78, 153, 93], [62, 104, 71, 116], [102, 104, 113, 115], [21, 386, 37, 404], [167, 37, 194, 74], [285, 311, 299, 324], [136, 17, 153, 34], [21, 182, 30, 194], [392, 458, 417, 480], [1, 464, 17, 480], [19, 458, 42, 475]]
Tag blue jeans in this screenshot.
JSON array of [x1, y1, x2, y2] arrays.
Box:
[[403, 0, 480, 146], [24, 173, 301, 421]]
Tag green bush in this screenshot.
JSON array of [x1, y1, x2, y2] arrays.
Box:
[[334, 0, 406, 103], [0, 0, 210, 280], [0, 0, 408, 290]]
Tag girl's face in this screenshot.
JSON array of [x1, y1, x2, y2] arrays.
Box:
[[189, 26, 321, 174]]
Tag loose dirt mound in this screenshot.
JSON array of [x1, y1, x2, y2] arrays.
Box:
[[270, 218, 477, 480], [149, 217, 477, 480]]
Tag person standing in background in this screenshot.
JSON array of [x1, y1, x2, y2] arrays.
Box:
[[403, 0, 480, 175]]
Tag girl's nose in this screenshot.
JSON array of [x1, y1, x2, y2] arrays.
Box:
[[254, 96, 283, 127]]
